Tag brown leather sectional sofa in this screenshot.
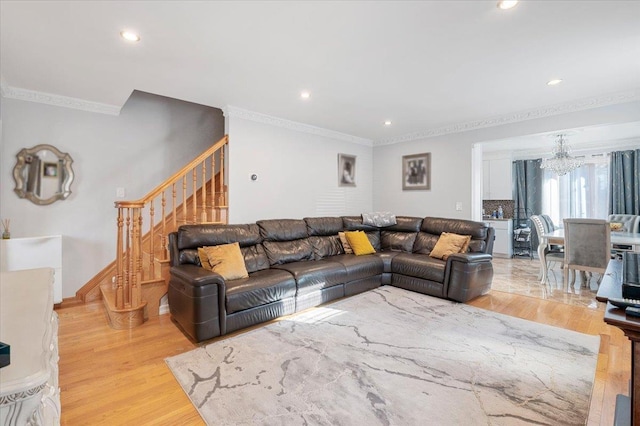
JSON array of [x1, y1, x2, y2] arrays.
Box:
[[168, 216, 495, 342]]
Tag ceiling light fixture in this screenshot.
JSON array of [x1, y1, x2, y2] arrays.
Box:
[[120, 31, 140, 42], [497, 1, 518, 10], [547, 79, 563, 86], [300, 91, 311, 99], [384, 120, 392, 126], [540, 134, 584, 176]]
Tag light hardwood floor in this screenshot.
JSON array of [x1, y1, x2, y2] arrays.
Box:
[[58, 258, 629, 425]]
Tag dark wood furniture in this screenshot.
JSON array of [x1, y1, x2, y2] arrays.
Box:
[[598, 256, 640, 426]]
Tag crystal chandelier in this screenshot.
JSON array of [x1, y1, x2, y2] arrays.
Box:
[[540, 134, 584, 176]]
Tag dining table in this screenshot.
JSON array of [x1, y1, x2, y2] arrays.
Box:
[[538, 229, 640, 284]]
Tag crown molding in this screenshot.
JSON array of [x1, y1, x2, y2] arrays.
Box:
[[0, 85, 121, 116], [224, 105, 373, 146], [374, 88, 640, 146]]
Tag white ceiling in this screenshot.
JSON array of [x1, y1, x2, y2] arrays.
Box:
[[1, 1, 640, 143]]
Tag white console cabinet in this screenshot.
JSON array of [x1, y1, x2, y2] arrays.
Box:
[[0, 268, 60, 425], [0, 236, 62, 304], [485, 220, 513, 258]]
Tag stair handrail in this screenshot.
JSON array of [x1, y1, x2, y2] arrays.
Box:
[[113, 134, 228, 312], [114, 135, 228, 207]]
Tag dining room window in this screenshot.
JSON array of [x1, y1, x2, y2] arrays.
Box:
[[541, 155, 609, 225]]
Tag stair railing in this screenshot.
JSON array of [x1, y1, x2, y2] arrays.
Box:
[[113, 135, 228, 310]]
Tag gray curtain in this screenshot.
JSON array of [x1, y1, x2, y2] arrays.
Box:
[[610, 149, 640, 215], [513, 159, 543, 247]]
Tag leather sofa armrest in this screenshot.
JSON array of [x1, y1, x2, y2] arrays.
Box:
[[168, 264, 227, 341], [446, 253, 492, 264], [170, 265, 226, 288], [444, 253, 494, 303]]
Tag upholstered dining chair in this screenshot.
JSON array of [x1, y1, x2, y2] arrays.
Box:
[[531, 215, 564, 281], [607, 214, 640, 233], [562, 218, 611, 288]]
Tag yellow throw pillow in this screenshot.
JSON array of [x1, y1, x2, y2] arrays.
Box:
[[430, 232, 472, 260], [338, 231, 354, 254], [198, 247, 213, 270], [344, 231, 376, 256], [459, 235, 472, 254], [202, 242, 249, 280]]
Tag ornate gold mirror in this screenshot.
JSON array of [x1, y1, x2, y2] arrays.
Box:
[[13, 144, 75, 205]]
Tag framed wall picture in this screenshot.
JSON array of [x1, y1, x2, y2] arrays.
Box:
[[338, 154, 356, 187], [402, 153, 431, 190]]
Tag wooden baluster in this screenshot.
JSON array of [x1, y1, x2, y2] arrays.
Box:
[[182, 176, 187, 224], [115, 207, 124, 309], [149, 198, 155, 279], [219, 144, 225, 207], [214, 152, 219, 222], [126, 208, 132, 306], [161, 191, 167, 261], [131, 206, 142, 307], [201, 161, 207, 223], [192, 168, 197, 224], [172, 183, 177, 230]]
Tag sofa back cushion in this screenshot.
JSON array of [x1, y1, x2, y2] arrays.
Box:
[[305, 217, 344, 236], [414, 217, 490, 254], [174, 224, 270, 273], [178, 224, 263, 249], [304, 217, 345, 259], [258, 219, 313, 265], [380, 216, 422, 252], [258, 219, 308, 241], [342, 216, 381, 251], [262, 240, 314, 265]]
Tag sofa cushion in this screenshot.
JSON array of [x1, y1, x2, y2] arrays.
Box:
[[343, 216, 378, 232], [414, 217, 489, 254], [384, 216, 423, 232], [392, 253, 446, 283], [345, 231, 376, 255], [225, 269, 297, 314], [241, 244, 270, 273], [177, 224, 262, 250], [258, 219, 308, 242], [429, 233, 472, 260], [309, 235, 344, 260], [412, 232, 439, 255], [381, 231, 417, 252], [202, 242, 249, 280], [305, 217, 344, 236], [263, 239, 314, 266], [273, 259, 347, 295], [331, 254, 384, 281]]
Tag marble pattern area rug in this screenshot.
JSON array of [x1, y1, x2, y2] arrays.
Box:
[[166, 286, 599, 426]]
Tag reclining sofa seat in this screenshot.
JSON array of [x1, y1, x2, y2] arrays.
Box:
[[168, 216, 495, 342]]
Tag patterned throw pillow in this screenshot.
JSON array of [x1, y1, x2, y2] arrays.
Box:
[[338, 231, 354, 254]]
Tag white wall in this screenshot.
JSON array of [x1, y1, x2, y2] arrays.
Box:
[[227, 115, 373, 224], [373, 100, 640, 219], [0, 91, 224, 298]]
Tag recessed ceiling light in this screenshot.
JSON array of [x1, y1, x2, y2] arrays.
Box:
[[384, 120, 392, 126], [120, 31, 140, 42], [497, 1, 518, 10], [547, 79, 563, 86], [300, 91, 311, 99]]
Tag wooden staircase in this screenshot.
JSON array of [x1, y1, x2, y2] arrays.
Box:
[[95, 135, 229, 329]]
